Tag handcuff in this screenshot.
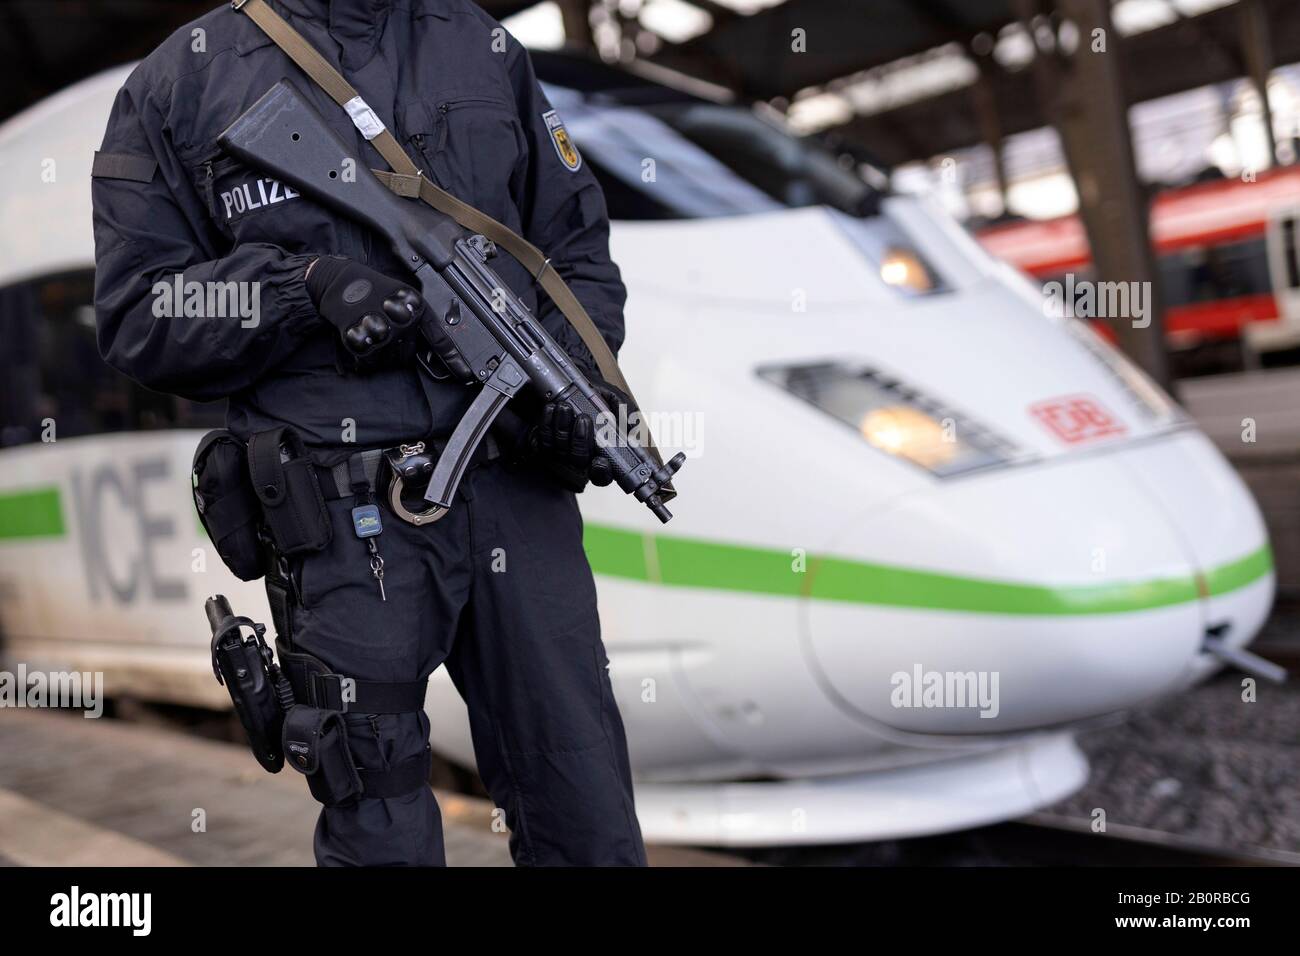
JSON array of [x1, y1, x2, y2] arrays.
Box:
[[384, 442, 448, 526]]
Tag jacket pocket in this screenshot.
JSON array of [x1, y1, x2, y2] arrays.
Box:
[[412, 94, 526, 223]]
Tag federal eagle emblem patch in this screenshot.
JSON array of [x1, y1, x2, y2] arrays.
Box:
[[542, 109, 581, 172]]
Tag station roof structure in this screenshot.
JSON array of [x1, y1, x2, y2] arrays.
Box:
[[650, 0, 1298, 167], [1, 1, 1294, 169], [651, 0, 1019, 102]]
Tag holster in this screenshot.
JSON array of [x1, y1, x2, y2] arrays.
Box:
[[206, 595, 294, 774]]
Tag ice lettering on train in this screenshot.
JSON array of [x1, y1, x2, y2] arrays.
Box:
[[70, 458, 186, 604]]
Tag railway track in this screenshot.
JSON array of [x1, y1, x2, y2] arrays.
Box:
[[726, 817, 1297, 867], [1019, 815, 1300, 866]]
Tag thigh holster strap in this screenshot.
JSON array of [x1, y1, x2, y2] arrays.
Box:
[[308, 672, 427, 713], [277, 643, 428, 714], [358, 747, 433, 799]]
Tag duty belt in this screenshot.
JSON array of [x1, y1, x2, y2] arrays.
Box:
[[314, 437, 501, 526]]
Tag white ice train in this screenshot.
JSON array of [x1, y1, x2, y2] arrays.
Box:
[[0, 54, 1276, 846]]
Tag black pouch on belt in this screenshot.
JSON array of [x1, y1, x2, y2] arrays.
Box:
[[282, 704, 363, 807], [247, 426, 332, 555], [192, 430, 265, 581]]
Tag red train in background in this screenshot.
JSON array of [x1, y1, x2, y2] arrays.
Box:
[[977, 165, 1300, 368]]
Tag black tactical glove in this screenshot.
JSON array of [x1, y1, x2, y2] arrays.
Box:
[[529, 373, 632, 493], [306, 256, 423, 372]]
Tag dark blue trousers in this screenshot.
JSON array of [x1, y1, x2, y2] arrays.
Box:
[[286, 461, 646, 866]]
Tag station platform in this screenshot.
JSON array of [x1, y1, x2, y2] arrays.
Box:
[[1182, 366, 1300, 598], [0, 709, 744, 867]]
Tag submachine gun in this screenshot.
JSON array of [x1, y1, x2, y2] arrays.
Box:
[[219, 80, 685, 523]]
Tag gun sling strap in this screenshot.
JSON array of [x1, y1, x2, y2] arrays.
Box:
[[232, 0, 671, 481]]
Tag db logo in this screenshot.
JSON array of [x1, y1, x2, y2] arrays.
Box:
[[1029, 395, 1126, 445]]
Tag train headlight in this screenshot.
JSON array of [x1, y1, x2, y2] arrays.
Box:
[[859, 405, 958, 470], [878, 247, 935, 294], [759, 362, 1025, 477]]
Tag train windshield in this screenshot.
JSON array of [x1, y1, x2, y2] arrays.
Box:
[[551, 89, 880, 221], [0, 270, 225, 448]]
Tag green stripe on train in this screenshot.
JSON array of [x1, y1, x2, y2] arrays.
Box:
[[582, 525, 1274, 616], [0, 486, 65, 539], [0, 485, 1273, 614]]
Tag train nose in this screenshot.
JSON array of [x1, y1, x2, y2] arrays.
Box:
[[802, 431, 1273, 736]]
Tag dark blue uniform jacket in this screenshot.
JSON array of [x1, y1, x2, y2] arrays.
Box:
[[92, 0, 626, 463]]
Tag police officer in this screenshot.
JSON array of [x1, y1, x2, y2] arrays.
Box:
[[92, 0, 647, 866]]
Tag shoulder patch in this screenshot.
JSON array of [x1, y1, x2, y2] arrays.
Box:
[[542, 109, 581, 172]]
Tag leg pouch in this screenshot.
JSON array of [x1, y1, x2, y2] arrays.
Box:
[[283, 705, 364, 808]]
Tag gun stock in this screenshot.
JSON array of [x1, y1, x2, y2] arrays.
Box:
[[218, 81, 438, 263]]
